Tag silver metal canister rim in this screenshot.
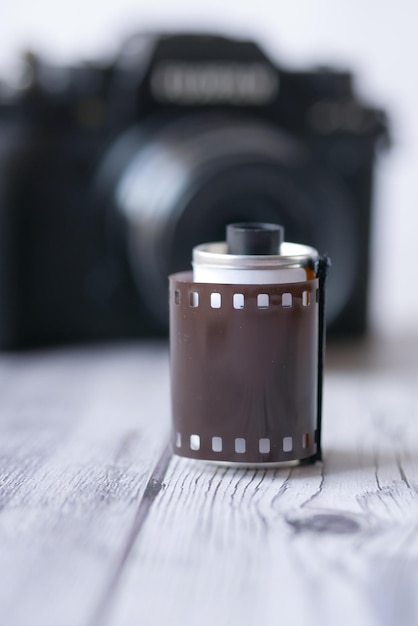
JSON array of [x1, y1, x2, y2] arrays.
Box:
[[193, 241, 318, 271]]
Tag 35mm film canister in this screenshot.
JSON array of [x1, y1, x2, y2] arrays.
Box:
[[169, 223, 329, 466]]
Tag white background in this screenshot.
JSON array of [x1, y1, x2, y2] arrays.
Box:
[[1, 0, 417, 335]]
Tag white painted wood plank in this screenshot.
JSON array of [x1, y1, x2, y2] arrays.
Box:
[[0, 344, 170, 626], [105, 335, 418, 626]]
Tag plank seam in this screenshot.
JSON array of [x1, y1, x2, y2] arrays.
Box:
[[89, 442, 172, 626]]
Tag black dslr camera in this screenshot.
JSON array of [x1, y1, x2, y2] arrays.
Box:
[[0, 33, 388, 349]]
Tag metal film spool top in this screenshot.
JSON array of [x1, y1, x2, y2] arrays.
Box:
[[193, 220, 318, 286], [193, 240, 318, 285], [170, 223, 322, 466]]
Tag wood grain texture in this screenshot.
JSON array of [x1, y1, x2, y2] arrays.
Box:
[[104, 336, 418, 626], [0, 343, 170, 626], [0, 335, 417, 626]]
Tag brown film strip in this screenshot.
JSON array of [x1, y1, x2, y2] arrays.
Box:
[[169, 271, 323, 465]]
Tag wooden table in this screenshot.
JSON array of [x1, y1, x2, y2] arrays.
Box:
[[0, 333, 417, 626]]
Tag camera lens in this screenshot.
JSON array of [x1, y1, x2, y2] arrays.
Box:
[[98, 114, 357, 331]]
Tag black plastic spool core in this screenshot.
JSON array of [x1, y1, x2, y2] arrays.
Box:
[[226, 222, 284, 255]]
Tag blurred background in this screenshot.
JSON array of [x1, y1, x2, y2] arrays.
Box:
[[0, 0, 417, 348]]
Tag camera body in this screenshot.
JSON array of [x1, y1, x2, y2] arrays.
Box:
[[0, 33, 388, 349]]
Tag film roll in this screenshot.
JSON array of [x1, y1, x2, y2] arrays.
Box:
[[169, 269, 327, 465], [169, 223, 329, 466]]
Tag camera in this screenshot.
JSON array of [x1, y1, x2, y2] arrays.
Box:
[[0, 33, 388, 349]]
